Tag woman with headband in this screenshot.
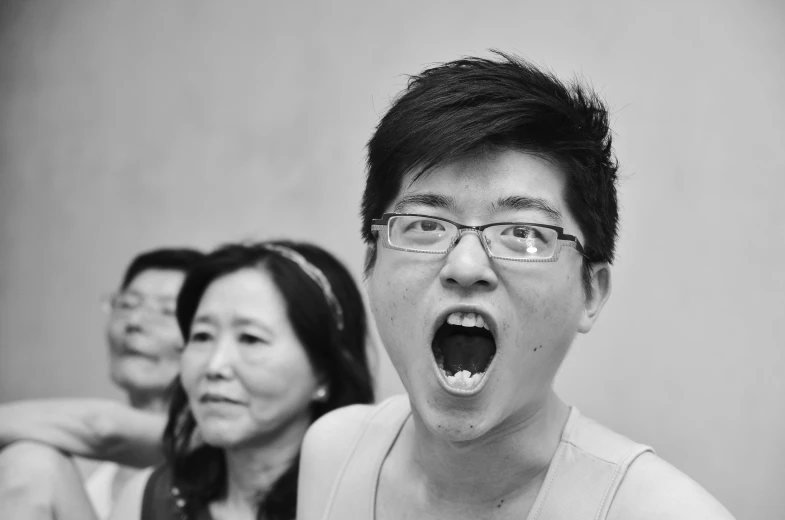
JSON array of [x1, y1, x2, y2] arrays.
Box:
[[0, 241, 374, 520]]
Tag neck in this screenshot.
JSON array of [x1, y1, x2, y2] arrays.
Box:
[[126, 390, 168, 413], [408, 390, 569, 505], [220, 413, 311, 513]]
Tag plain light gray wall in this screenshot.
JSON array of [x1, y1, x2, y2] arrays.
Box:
[[1, 1, 783, 518]]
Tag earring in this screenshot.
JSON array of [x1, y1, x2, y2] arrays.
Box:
[[313, 385, 329, 402]]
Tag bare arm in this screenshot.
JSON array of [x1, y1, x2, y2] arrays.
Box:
[[0, 399, 166, 468]]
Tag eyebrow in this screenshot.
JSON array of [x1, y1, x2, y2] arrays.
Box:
[[393, 193, 457, 213], [493, 195, 563, 224], [191, 314, 275, 336], [192, 315, 217, 327]]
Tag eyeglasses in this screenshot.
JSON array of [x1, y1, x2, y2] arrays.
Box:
[[101, 292, 177, 321], [371, 213, 585, 262]]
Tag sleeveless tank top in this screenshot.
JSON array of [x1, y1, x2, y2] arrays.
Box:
[[320, 395, 653, 519]]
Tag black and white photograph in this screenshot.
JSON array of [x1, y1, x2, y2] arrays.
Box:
[[0, 1, 782, 519]]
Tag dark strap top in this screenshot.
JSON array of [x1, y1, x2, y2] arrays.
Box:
[[140, 465, 212, 520]]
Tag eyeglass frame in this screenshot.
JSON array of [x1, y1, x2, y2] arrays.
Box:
[[100, 291, 178, 321], [371, 212, 586, 263]]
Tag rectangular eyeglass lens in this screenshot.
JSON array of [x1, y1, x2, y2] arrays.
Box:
[[485, 224, 558, 259], [389, 215, 455, 251]]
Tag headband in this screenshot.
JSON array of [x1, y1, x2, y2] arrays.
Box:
[[262, 244, 345, 331]]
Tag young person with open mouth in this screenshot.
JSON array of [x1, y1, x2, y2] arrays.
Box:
[[297, 52, 735, 520]]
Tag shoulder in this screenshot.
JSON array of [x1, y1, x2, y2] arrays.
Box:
[[298, 397, 408, 520], [608, 452, 735, 520], [302, 395, 409, 457], [107, 467, 153, 520], [299, 402, 377, 482]]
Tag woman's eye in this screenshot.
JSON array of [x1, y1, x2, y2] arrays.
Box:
[[239, 333, 265, 345], [189, 331, 212, 343]]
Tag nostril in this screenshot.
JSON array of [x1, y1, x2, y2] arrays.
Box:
[[445, 276, 491, 288]]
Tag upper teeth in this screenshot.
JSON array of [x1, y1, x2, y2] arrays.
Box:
[[446, 311, 489, 330]]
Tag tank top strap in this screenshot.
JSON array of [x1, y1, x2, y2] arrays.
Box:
[[528, 407, 653, 520], [140, 465, 176, 520], [321, 395, 412, 519], [141, 465, 214, 520]]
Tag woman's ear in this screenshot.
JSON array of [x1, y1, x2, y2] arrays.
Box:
[[578, 262, 612, 334]]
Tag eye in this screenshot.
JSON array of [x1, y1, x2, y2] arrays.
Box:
[[495, 225, 554, 255], [405, 218, 447, 233], [239, 333, 266, 346], [500, 225, 544, 241], [114, 296, 138, 310], [189, 331, 212, 343]]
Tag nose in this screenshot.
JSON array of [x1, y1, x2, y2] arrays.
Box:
[[439, 231, 498, 290], [205, 335, 236, 380], [123, 308, 146, 333]]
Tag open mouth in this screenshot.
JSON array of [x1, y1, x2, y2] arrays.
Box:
[[432, 311, 496, 392]]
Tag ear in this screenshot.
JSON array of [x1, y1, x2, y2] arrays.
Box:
[[577, 262, 612, 334]]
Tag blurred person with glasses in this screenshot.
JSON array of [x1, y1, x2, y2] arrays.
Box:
[[297, 52, 735, 519], [0, 247, 204, 519], [0, 241, 375, 520]]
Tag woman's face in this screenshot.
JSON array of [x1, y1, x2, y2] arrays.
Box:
[[107, 269, 185, 397], [180, 267, 321, 450]]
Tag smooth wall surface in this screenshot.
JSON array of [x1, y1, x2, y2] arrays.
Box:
[[1, 1, 783, 517]]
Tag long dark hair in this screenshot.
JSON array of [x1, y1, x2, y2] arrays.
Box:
[[163, 241, 374, 520]]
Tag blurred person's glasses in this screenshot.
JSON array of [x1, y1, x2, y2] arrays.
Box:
[[371, 213, 585, 262], [101, 292, 177, 322]]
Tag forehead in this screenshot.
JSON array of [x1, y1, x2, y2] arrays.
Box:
[[390, 149, 569, 222], [196, 268, 287, 321], [126, 269, 185, 297]]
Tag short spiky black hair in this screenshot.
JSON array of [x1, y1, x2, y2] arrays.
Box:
[[360, 51, 619, 294]]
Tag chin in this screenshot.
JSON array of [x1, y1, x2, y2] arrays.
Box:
[[111, 367, 168, 395], [408, 382, 499, 442], [199, 425, 249, 449], [418, 401, 496, 443]]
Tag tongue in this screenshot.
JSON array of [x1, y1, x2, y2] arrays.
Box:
[[438, 334, 495, 375]]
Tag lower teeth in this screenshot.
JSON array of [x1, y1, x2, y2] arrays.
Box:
[[444, 369, 483, 388]]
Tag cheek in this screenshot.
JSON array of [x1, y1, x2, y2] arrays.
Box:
[[106, 320, 124, 347], [158, 328, 185, 357], [508, 280, 583, 349], [243, 349, 318, 401], [369, 259, 434, 334], [178, 350, 205, 394]]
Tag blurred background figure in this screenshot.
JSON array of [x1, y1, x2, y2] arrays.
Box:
[[0, 247, 204, 519], [0, 241, 374, 520]]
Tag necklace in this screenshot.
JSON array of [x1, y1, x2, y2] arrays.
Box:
[[171, 485, 189, 520]]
